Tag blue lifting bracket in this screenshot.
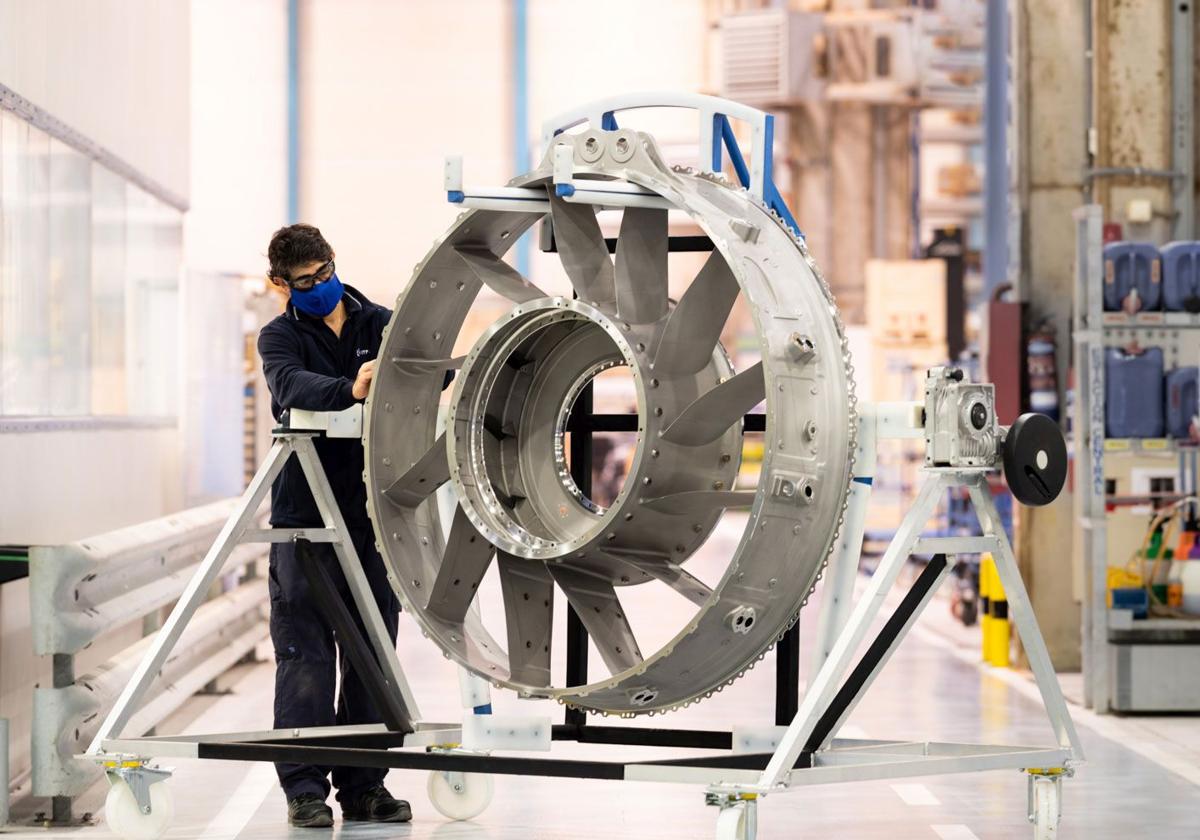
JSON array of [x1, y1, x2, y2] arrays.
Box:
[[446, 93, 804, 240], [710, 111, 803, 240]]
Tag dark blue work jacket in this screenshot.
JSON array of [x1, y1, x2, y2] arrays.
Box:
[[257, 285, 390, 530]]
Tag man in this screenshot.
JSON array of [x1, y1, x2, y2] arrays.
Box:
[[258, 223, 410, 828]]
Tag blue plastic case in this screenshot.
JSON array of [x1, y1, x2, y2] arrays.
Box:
[[1105, 346, 1164, 438], [1103, 242, 1162, 312]]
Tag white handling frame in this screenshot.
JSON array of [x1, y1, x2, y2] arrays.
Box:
[[89, 401, 1083, 839], [86, 427, 425, 757]]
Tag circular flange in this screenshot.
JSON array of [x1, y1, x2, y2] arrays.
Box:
[[447, 298, 651, 560]]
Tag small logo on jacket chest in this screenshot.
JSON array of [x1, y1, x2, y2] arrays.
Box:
[[356, 348, 370, 358]]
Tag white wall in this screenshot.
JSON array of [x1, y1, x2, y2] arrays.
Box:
[[298, 0, 511, 305], [0, 0, 190, 199], [0, 1, 193, 546], [526, 0, 709, 144], [297, 0, 713, 306], [0, 426, 182, 544], [183, 0, 289, 505], [186, 0, 288, 276]]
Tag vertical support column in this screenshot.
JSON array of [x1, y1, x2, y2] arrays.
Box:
[[871, 105, 887, 260], [511, 0, 531, 275], [564, 382, 593, 727], [1171, 0, 1195, 240], [50, 654, 73, 823], [1073, 205, 1108, 712], [286, 0, 300, 223], [774, 625, 800, 726], [983, 0, 1010, 297]]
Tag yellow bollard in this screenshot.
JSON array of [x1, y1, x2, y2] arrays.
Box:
[[980, 553, 993, 663], [982, 553, 1010, 667]]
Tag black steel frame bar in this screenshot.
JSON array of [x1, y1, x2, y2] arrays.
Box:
[[562, 402, 778, 729], [294, 539, 413, 734], [564, 383, 594, 728], [551, 724, 732, 750], [803, 554, 949, 753], [775, 623, 801, 726], [196, 741, 804, 780], [567, 413, 766, 433], [175, 555, 955, 780], [543, 232, 717, 255]]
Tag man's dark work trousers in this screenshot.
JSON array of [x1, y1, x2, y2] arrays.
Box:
[[268, 526, 399, 802]]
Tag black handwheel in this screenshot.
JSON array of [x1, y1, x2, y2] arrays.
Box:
[[1002, 412, 1067, 506]]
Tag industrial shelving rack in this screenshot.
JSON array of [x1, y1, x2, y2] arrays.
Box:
[[1073, 205, 1200, 713]]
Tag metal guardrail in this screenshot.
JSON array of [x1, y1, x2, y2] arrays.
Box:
[[26, 500, 269, 818], [30, 499, 264, 656]]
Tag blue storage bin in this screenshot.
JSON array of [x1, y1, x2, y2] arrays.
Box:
[[1111, 587, 1149, 619], [1105, 347, 1164, 438], [1166, 367, 1199, 438], [1103, 242, 1161, 312], [1162, 241, 1200, 311]]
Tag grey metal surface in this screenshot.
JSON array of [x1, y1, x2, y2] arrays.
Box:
[[457, 247, 547, 304], [29, 498, 266, 656], [39, 583, 267, 797], [1109, 642, 1200, 712], [363, 127, 855, 715], [660, 363, 764, 447], [653, 251, 740, 376]]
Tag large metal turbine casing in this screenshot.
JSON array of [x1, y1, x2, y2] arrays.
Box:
[[364, 127, 855, 715]]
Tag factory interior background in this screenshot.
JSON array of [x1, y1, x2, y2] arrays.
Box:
[[1, 0, 1199, 838]]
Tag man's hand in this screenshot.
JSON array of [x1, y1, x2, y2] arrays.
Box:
[[352, 360, 376, 400]]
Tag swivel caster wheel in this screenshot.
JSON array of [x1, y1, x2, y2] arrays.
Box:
[[1029, 773, 1062, 840], [714, 798, 757, 840], [427, 769, 494, 821], [104, 776, 174, 840]]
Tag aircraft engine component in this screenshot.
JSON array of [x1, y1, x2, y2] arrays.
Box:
[[364, 126, 855, 715]]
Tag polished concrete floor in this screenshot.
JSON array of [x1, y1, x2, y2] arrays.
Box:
[[9, 548, 1200, 839]]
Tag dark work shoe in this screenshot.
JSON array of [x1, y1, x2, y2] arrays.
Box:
[[288, 794, 334, 828], [341, 784, 413, 823]]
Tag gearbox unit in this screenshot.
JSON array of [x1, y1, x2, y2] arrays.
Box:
[[923, 365, 999, 469]]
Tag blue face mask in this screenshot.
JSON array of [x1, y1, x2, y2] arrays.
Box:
[[291, 273, 345, 317]]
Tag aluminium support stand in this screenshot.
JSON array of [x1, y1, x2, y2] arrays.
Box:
[[91, 412, 1083, 840], [703, 467, 1083, 839], [85, 422, 422, 816]]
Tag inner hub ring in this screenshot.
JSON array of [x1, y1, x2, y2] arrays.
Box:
[[447, 298, 647, 561], [553, 358, 625, 515]]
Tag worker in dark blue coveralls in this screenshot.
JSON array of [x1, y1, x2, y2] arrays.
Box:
[[258, 223, 423, 828]]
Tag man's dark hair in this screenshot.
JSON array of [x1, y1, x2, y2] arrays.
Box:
[[268, 223, 333, 279]]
